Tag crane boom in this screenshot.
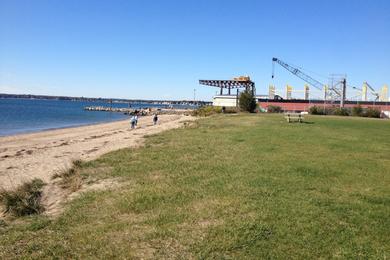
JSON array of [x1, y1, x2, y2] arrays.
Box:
[[364, 82, 380, 100], [365, 82, 377, 93], [272, 57, 324, 91]]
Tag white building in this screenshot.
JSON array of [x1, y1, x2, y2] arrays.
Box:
[[212, 95, 267, 107], [212, 95, 238, 107]]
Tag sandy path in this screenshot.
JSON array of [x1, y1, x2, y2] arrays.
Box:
[[0, 115, 194, 190]]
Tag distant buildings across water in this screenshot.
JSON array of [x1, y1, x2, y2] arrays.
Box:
[[0, 93, 212, 106]]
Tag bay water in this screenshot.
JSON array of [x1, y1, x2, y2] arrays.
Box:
[[0, 98, 179, 136]]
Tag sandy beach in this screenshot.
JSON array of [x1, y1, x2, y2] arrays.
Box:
[[0, 114, 194, 190]]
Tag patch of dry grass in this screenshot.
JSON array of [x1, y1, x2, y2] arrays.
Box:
[[52, 159, 83, 192], [0, 178, 45, 216]]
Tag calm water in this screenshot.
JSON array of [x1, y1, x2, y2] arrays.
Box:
[[0, 99, 180, 136]]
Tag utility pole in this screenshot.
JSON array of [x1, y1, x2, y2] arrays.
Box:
[[236, 89, 239, 108], [193, 89, 196, 103], [340, 78, 346, 108]]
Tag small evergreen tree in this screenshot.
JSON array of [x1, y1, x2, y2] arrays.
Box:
[[239, 90, 257, 113]]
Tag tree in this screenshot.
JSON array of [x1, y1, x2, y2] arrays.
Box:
[[239, 90, 257, 113]]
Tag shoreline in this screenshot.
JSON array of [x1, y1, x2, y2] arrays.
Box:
[[0, 105, 195, 137], [0, 114, 195, 190], [0, 116, 130, 138]]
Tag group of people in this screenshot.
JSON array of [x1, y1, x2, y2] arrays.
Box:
[[130, 113, 159, 129]]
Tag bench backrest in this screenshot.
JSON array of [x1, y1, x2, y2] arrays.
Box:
[[284, 113, 302, 117]]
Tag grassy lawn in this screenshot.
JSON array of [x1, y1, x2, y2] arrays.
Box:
[[1, 114, 389, 259]]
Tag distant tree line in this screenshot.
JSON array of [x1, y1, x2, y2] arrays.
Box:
[[0, 93, 211, 105]]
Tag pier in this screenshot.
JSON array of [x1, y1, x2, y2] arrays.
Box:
[[84, 106, 193, 115]]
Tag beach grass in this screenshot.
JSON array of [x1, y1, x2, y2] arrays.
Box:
[[0, 114, 389, 258], [52, 159, 84, 192], [0, 178, 45, 217]]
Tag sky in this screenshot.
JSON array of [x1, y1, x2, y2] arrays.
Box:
[[1, 0, 389, 101]]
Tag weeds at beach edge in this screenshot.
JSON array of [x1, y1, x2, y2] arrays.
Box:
[[0, 178, 45, 217], [52, 159, 84, 192], [182, 120, 199, 129]]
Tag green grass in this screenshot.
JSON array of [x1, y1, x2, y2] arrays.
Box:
[[1, 114, 389, 258]]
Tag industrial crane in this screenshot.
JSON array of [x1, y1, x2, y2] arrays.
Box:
[[272, 57, 325, 91], [271, 57, 341, 97], [352, 82, 380, 101], [365, 82, 379, 101]]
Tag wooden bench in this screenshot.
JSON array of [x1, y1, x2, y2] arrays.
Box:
[[284, 113, 304, 123]]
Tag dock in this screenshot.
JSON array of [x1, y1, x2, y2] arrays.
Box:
[[84, 106, 193, 115]]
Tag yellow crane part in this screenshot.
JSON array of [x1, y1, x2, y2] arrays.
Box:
[[380, 85, 388, 101], [233, 76, 251, 82]]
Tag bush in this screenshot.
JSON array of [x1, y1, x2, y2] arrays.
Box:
[[309, 106, 324, 115], [364, 108, 381, 118], [267, 105, 283, 113], [333, 107, 350, 116], [352, 105, 363, 117], [310, 106, 352, 116], [0, 179, 45, 216], [239, 91, 257, 113], [223, 107, 239, 114], [192, 106, 222, 117]]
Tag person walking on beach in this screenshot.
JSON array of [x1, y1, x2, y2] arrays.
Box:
[[153, 113, 158, 125], [134, 114, 139, 126], [130, 115, 136, 129]]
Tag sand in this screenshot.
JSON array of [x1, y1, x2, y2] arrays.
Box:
[[0, 114, 194, 190]]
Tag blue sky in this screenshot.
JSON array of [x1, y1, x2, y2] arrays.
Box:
[[1, 0, 389, 101]]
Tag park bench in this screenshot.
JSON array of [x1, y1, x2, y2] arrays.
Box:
[[284, 112, 304, 123]]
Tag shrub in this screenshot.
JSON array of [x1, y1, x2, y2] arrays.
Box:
[[223, 107, 239, 114], [309, 106, 324, 115], [0, 178, 45, 216], [364, 107, 381, 118], [192, 106, 222, 117], [333, 107, 350, 116], [352, 105, 363, 117], [267, 105, 283, 113], [325, 107, 340, 115], [239, 91, 257, 113], [310, 106, 351, 116]]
